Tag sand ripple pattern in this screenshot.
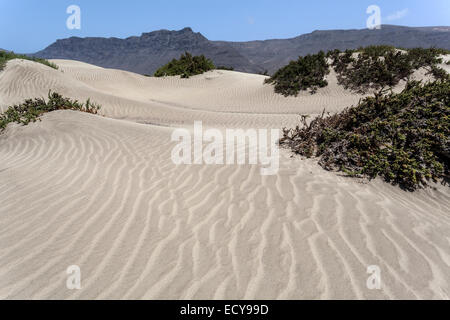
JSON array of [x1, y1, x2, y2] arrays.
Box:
[[0, 59, 450, 299], [0, 111, 449, 299]]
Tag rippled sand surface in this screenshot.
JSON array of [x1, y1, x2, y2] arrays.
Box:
[[0, 59, 449, 299]]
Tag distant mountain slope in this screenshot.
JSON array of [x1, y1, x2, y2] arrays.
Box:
[[216, 25, 450, 73], [34, 25, 450, 75], [34, 28, 261, 75]]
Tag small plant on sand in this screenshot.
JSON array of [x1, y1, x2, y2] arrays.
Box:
[[264, 51, 329, 96], [280, 79, 450, 191], [0, 50, 58, 72], [154, 52, 215, 78], [0, 91, 101, 132]]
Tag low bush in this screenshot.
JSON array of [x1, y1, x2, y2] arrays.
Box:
[[0, 91, 101, 131], [330, 47, 449, 93], [280, 80, 450, 191], [264, 51, 329, 96], [358, 45, 396, 57], [154, 52, 215, 78], [216, 66, 234, 71], [268, 46, 449, 96]]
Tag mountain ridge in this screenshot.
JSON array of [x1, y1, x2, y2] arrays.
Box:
[[34, 25, 450, 75]]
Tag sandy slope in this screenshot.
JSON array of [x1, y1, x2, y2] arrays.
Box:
[[0, 59, 449, 299], [0, 59, 365, 129]]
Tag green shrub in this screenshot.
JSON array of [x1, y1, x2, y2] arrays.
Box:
[[334, 50, 412, 92], [216, 66, 234, 71], [330, 47, 449, 93], [280, 79, 450, 191], [0, 91, 101, 131], [407, 48, 443, 68], [429, 65, 449, 81], [264, 51, 329, 96], [359, 45, 396, 57], [154, 52, 215, 78], [0, 50, 58, 72], [269, 46, 449, 96]]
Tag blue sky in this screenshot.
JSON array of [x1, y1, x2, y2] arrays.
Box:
[[1, 0, 449, 53]]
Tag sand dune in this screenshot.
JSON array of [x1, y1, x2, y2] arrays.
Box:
[[1, 59, 365, 129], [0, 59, 449, 299]]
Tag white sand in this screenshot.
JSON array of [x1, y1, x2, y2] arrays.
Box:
[[0, 59, 449, 299]]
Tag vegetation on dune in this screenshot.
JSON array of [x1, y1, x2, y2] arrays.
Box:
[[216, 66, 234, 71], [266, 46, 449, 96], [355, 45, 397, 57], [265, 46, 450, 190], [328, 46, 449, 93], [154, 52, 215, 78], [0, 50, 58, 71], [407, 47, 449, 68], [280, 80, 450, 191], [0, 91, 101, 132], [264, 51, 329, 96]]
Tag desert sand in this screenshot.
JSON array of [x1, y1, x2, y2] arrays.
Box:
[[0, 59, 449, 299]]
